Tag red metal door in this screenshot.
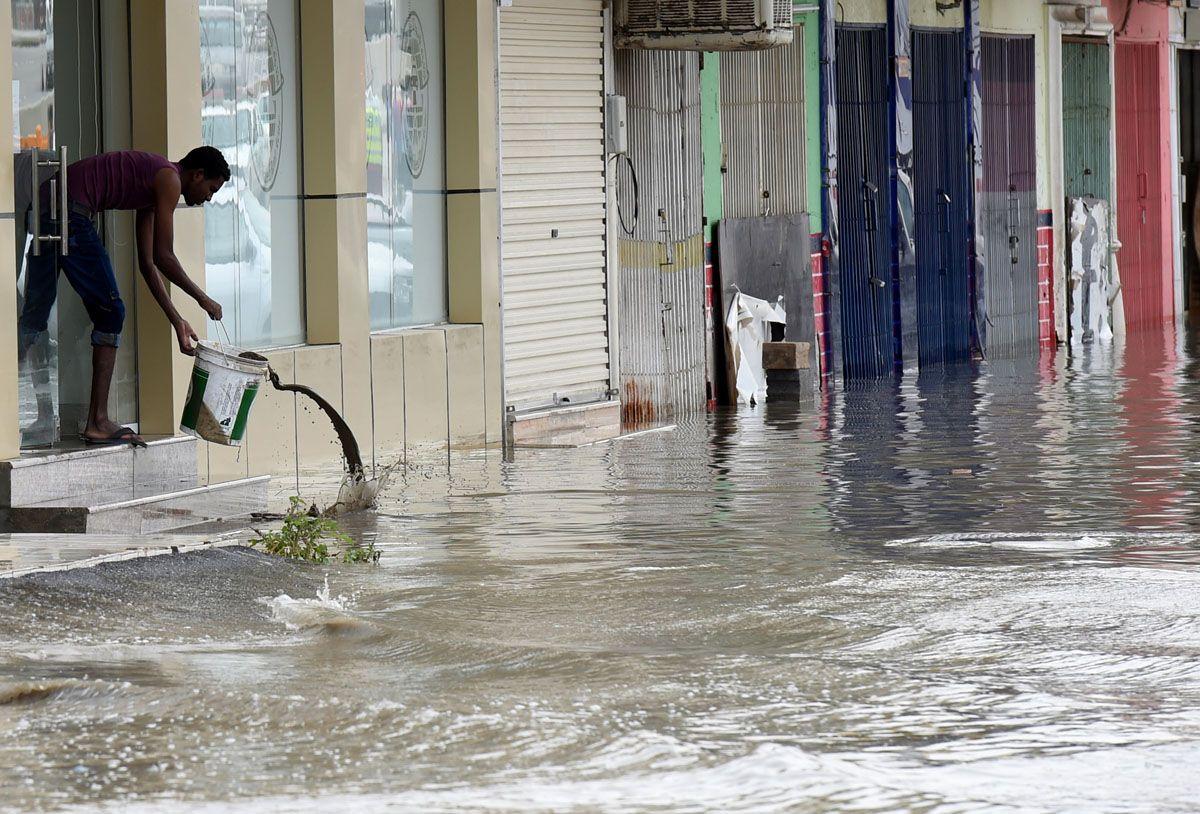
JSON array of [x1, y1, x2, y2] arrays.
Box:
[[1115, 42, 1169, 329]]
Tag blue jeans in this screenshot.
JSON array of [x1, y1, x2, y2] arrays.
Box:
[[18, 212, 125, 349]]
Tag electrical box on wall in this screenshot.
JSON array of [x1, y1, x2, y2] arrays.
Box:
[[606, 95, 627, 155]]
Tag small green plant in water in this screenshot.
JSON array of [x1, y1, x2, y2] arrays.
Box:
[[253, 496, 381, 564]]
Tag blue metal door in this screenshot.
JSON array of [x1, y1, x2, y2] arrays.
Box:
[[835, 26, 894, 379], [913, 28, 972, 365]]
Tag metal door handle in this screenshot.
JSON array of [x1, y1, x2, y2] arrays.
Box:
[[1007, 193, 1019, 234], [59, 146, 68, 254], [29, 149, 40, 253], [1138, 171, 1148, 200], [863, 178, 879, 233], [30, 145, 69, 256]]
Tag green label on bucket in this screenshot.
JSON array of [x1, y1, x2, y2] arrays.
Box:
[[230, 382, 259, 442], [180, 367, 210, 430]]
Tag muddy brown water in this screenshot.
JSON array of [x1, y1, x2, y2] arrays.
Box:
[[4, 328, 1200, 811], [265, 366, 364, 479], [262, 363, 384, 515]]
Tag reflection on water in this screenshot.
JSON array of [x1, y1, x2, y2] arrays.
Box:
[[4, 328, 1200, 812]]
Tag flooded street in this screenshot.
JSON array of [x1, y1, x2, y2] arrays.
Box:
[[5, 328, 1200, 812]]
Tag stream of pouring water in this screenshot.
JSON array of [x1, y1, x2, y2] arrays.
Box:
[[266, 366, 389, 514]]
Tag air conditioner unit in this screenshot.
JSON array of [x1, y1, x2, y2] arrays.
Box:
[[615, 0, 794, 52], [1047, 0, 1112, 34]]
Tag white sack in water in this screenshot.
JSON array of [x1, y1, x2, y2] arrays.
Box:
[[724, 292, 786, 405]]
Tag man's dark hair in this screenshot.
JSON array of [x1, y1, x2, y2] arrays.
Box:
[[179, 146, 231, 182]]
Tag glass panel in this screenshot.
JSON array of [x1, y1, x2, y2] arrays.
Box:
[[201, 0, 305, 350], [12, 0, 58, 445], [97, 0, 139, 438], [366, 0, 390, 329], [366, 0, 446, 331], [11, 0, 135, 448]]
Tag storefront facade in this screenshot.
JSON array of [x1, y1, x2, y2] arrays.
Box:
[[0, 0, 502, 482]]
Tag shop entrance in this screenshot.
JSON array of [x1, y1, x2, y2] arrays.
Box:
[[12, 0, 135, 448], [1114, 41, 1169, 329], [835, 25, 894, 379], [913, 27, 972, 367], [1179, 48, 1200, 314], [979, 34, 1038, 359]]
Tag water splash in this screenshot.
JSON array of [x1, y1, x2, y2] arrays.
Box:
[[266, 366, 390, 514], [260, 576, 363, 632], [0, 678, 78, 706], [324, 465, 398, 517]]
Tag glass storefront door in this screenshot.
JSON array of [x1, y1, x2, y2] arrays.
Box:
[[12, 0, 136, 448]]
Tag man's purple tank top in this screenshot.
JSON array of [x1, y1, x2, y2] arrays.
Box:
[[66, 150, 180, 214]]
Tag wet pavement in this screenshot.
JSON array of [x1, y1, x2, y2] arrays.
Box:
[[4, 327, 1200, 812]]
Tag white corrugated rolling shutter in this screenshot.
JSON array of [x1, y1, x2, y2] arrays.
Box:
[[500, 0, 612, 412]]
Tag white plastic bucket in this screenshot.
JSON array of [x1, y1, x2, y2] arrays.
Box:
[[179, 341, 269, 446]]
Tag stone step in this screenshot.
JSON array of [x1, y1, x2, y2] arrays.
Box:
[[0, 435, 200, 508], [0, 435, 270, 534], [1, 475, 271, 535], [510, 400, 622, 447]]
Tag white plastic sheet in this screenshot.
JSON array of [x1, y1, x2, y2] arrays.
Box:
[[724, 291, 786, 405], [1067, 197, 1114, 345]]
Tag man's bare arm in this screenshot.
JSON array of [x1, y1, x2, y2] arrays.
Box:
[[148, 168, 221, 319], [137, 207, 198, 355]]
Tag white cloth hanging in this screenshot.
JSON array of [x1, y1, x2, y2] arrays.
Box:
[[724, 292, 786, 405]]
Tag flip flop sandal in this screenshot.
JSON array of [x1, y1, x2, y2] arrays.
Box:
[[80, 427, 148, 448]]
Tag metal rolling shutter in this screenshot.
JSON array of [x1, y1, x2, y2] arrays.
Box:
[[500, 0, 611, 412], [835, 26, 894, 379], [1115, 41, 1168, 328], [720, 24, 807, 219], [980, 34, 1038, 357]]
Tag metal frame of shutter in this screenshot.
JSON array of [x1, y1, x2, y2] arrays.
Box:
[[500, 0, 613, 413]]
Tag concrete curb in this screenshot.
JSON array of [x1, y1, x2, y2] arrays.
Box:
[[0, 534, 250, 580]]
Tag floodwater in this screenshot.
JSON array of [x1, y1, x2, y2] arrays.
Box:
[[5, 327, 1200, 812]]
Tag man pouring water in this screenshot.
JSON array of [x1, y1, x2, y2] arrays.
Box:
[[17, 146, 230, 447]]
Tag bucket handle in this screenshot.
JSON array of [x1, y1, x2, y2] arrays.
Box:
[[214, 319, 233, 347]]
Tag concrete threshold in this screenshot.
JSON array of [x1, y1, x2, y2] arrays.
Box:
[[514, 423, 678, 449], [509, 400, 623, 448], [0, 532, 247, 580]]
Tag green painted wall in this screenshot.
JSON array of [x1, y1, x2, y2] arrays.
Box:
[[701, 52, 723, 244], [801, 10, 822, 233]]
